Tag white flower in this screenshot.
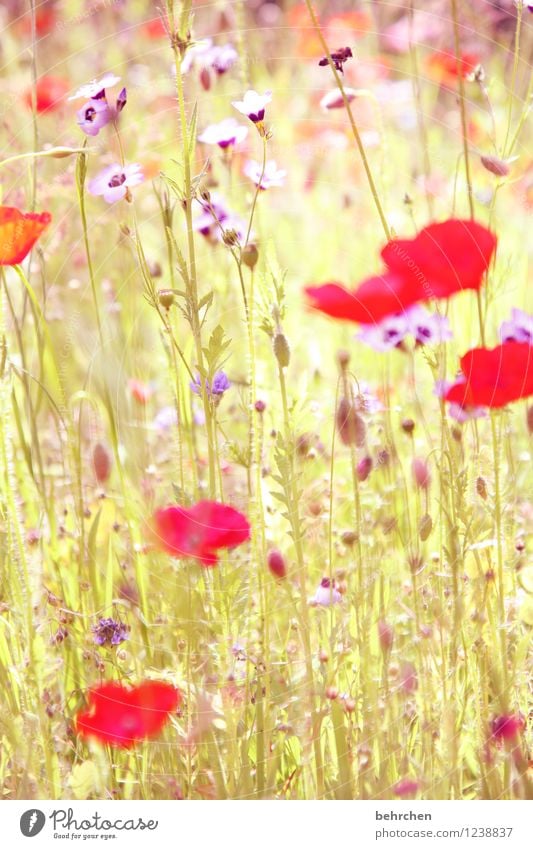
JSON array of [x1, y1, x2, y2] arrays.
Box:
[[232, 89, 272, 123], [243, 159, 286, 189], [198, 118, 248, 149], [68, 73, 121, 100]]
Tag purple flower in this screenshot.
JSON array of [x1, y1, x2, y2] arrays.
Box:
[[92, 617, 129, 647], [198, 118, 248, 149], [68, 73, 121, 101], [310, 577, 342, 607], [76, 98, 112, 136], [191, 371, 231, 399], [500, 308, 533, 344], [357, 306, 452, 352], [153, 406, 178, 432], [88, 163, 144, 203], [244, 159, 286, 190], [232, 90, 272, 123]]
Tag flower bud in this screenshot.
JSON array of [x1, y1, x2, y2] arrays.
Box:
[[267, 549, 287, 579], [418, 513, 433, 541], [412, 457, 431, 490], [325, 686, 338, 700], [93, 443, 112, 484], [273, 332, 291, 368], [480, 155, 510, 177], [341, 531, 358, 546], [222, 228, 240, 247], [527, 404, 533, 434], [241, 243, 259, 270], [401, 418, 415, 435], [378, 619, 394, 652], [254, 399, 266, 414], [336, 398, 365, 446], [357, 455, 372, 482]]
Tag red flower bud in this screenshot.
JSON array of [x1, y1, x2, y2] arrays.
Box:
[[357, 455, 372, 481], [93, 443, 112, 484], [267, 549, 287, 579], [412, 457, 431, 490]]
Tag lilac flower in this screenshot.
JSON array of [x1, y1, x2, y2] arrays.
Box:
[[190, 371, 231, 399], [210, 44, 238, 75], [232, 90, 272, 123], [92, 617, 129, 647], [153, 406, 178, 432], [310, 577, 342, 607], [76, 98, 112, 136], [244, 159, 286, 190], [88, 163, 144, 203], [500, 308, 533, 344], [357, 306, 452, 352], [198, 118, 248, 149], [193, 193, 247, 243], [181, 40, 238, 80], [68, 73, 121, 101]]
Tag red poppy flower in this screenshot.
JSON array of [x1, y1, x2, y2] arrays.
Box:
[[426, 50, 480, 85], [142, 18, 167, 39], [305, 219, 496, 325], [18, 6, 57, 36], [445, 343, 533, 409], [76, 681, 180, 749], [153, 500, 251, 566], [0, 206, 51, 265], [128, 378, 152, 404], [24, 76, 70, 112]]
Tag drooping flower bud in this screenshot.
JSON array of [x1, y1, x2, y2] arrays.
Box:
[[480, 155, 511, 177], [241, 243, 259, 270], [418, 513, 433, 541], [336, 398, 365, 446], [378, 619, 394, 653], [158, 289, 175, 310]]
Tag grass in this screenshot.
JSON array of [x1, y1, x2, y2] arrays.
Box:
[[0, 0, 531, 800]]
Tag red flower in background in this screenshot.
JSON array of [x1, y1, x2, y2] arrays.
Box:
[[153, 500, 251, 566], [76, 681, 180, 749], [426, 50, 480, 85], [305, 219, 496, 325], [444, 343, 533, 409], [24, 76, 70, 113], [0, 206, 51, 265]]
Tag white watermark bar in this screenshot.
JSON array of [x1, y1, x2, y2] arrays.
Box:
[[3, 801, 531, 847]]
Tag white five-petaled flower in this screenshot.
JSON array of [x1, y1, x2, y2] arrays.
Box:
[[244, 159, 286, 190], [198, 118, 248, 149], [88, 163, 144, 204], [232, 89, 272, 123], [68, 73, 121, 100]]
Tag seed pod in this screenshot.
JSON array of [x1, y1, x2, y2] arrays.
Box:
[[336, 398, 365, 446], [341, 531, 358, 546], [418, 513, 433, 541], [267, 549, 287, 579], [476, 476, 488, 500], [273, 332, 291, 368], [401, 418, 415, 435], [93, 443, 112, 484], [158, 289, 175, 310], [241, 243, 259, 270]]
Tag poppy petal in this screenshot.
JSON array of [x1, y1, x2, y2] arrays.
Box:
[[0, 206, 51, 265]]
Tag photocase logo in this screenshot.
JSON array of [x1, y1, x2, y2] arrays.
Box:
[[20, 810, 46, 838]]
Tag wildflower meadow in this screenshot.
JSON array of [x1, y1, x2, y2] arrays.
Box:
[[0, 0, 532, 804]]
